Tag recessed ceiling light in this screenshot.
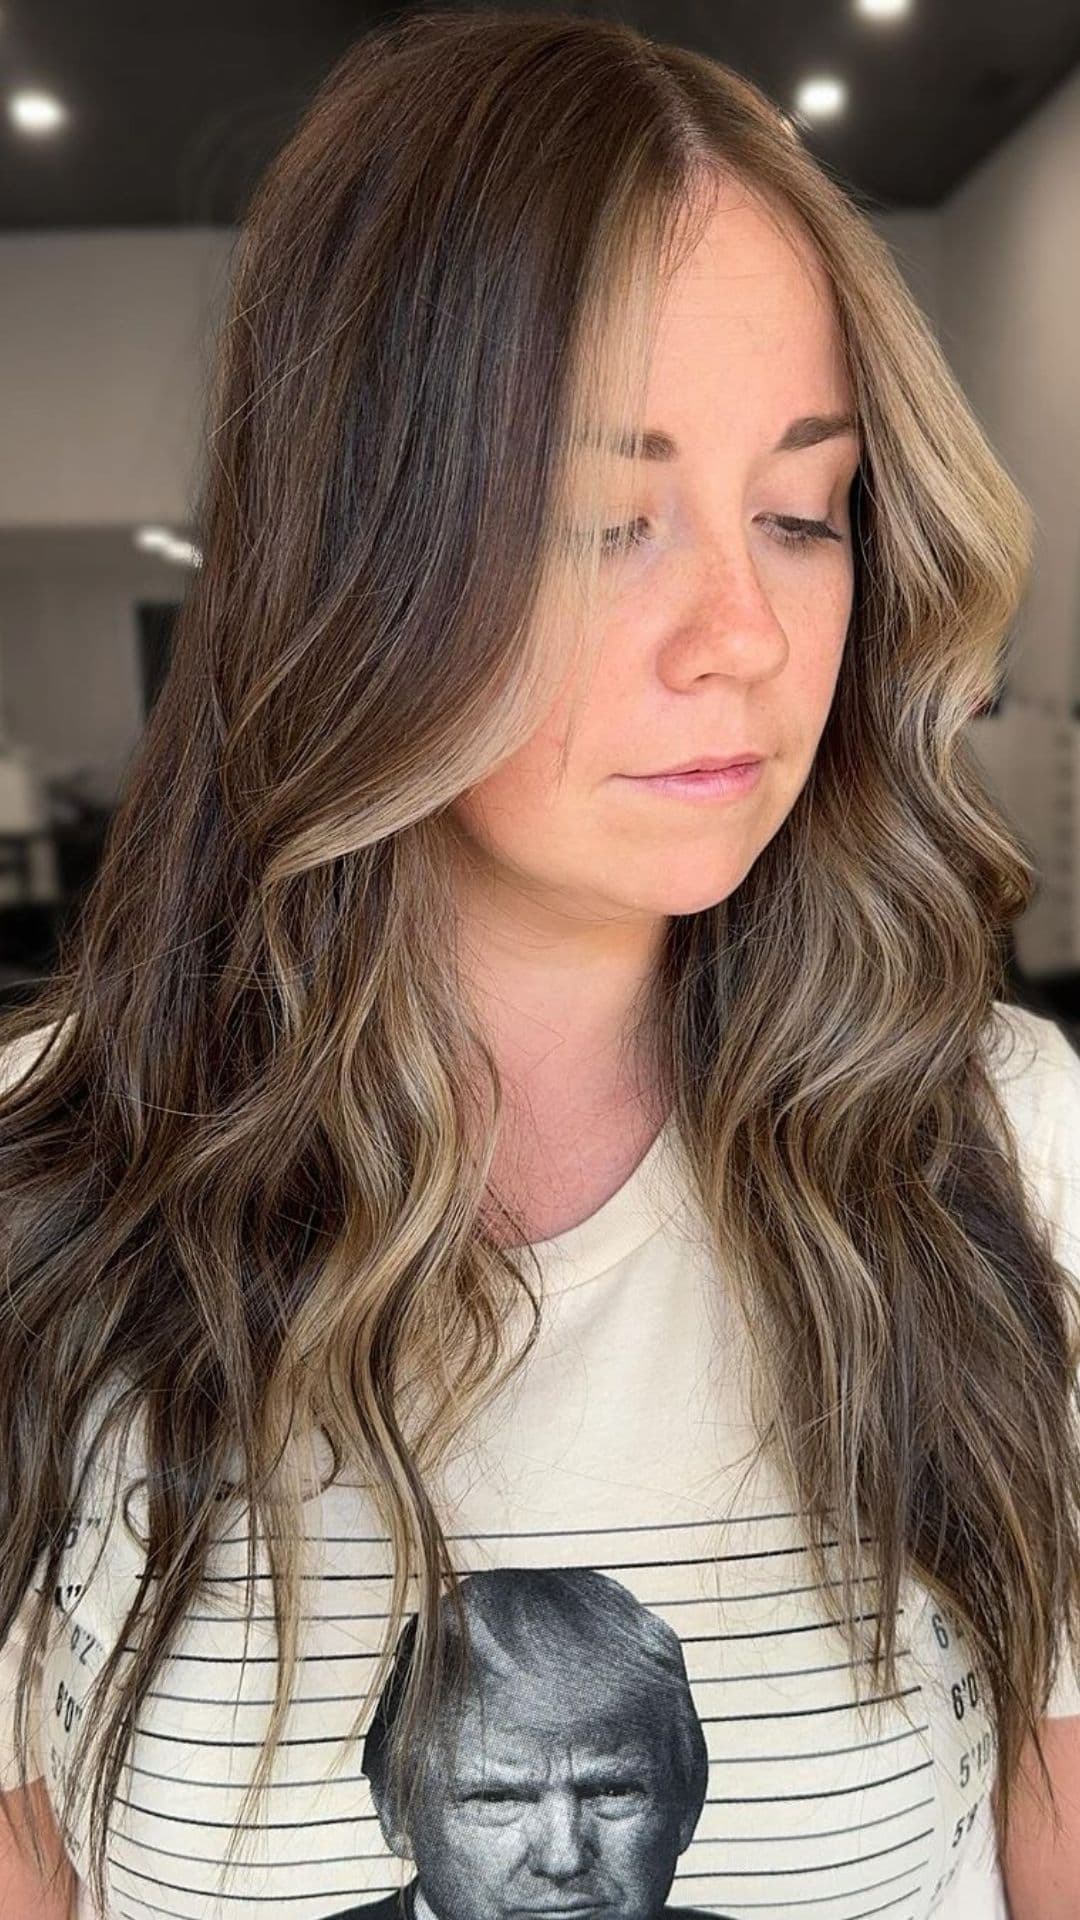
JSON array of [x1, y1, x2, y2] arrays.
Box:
[[793, 77, 848, 121], [9, 89, 67, 135], [855, 0, 912, 18]]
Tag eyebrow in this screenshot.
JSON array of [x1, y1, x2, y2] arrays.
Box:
[[579, 412, 860, 460]]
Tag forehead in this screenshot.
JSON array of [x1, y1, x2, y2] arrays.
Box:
[[435, 1706, 666, 1781], [646, 191, 851, 429]]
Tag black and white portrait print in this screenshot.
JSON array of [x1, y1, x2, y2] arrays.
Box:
[[324, 1565, 731, 1920]]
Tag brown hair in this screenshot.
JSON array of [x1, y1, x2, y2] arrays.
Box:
[[2, 8, 1077, 1911]]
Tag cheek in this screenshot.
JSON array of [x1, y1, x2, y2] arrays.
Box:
[[453, 718, 571, 848], [455, 760, 546, 851], [800, 630, 847, 711], [788, 583, 852, 715]]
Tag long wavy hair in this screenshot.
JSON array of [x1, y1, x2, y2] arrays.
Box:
[[2, 8, 1078, 1911]]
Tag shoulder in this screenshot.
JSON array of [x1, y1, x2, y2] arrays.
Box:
[[980, 999, 1080, 1179], [982, 996, 1080, 1100], [980, 996, 1080, 1290]]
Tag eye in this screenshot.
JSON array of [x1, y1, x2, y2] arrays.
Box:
[[594, 515, 845, 559], [767, 515, 845, 555], [599, 517, 650, 556]]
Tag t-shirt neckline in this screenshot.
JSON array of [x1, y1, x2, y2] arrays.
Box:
[[514, 1112, 688, 1290]]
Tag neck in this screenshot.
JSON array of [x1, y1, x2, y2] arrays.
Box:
[[453, 859, 668, 1140]]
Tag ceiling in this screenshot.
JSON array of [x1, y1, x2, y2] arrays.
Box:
[[0, 0, 1078, 229]]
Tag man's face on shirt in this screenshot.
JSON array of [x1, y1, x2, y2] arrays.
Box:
[[401, 1674, 689, 1920]]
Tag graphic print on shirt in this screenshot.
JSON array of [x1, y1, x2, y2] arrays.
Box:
[[322, 1565, 723, 1920], [32, 1498, 997, 1920]]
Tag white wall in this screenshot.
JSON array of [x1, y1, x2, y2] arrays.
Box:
[[0, 229, 234, 529]]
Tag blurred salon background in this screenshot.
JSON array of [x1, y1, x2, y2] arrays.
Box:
[[0, 1, 1078, 1039]]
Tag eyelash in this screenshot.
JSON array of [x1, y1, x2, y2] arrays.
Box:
[[597, 515, 842, 558]]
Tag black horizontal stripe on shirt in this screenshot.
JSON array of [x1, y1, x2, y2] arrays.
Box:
[[108, 1831, 389, 1866], [109, 1753, 935, 1834], [114, 1681, 923, 1743], [687, 1826, 936, 1874], [105, 1851, 932, 1911], [212, 1506, 847, 1546], [103, 1855, 931, 1917], [119, 1721, 933, 1795], [706, 1757, 934, 1799], [109, 1884, 929, 1920], [671, 1865, 929, 1904], [121, 1603, 904, 1659], [108, 1857, 408, 1903], [177, 1571, 881, 1624], [202, 1538, 877, 1578], [114, 1897, 921, 1920], [105, 1787, 936, 1852], [140, 1647, 915, 1707]]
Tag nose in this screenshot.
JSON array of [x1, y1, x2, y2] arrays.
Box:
[[528, 1788, 591, 1880], [659, 557, 790, 688]]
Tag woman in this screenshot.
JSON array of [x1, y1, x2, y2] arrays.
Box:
[[1, 9, 1078, 1918]]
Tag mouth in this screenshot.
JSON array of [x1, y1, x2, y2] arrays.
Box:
[[637, 753, 765, 776], [617, 759, 765, 799]]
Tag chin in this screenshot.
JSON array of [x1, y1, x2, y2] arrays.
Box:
[[612, 875, 753, 918]]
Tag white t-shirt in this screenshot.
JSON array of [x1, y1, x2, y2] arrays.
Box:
[[1, 999, 1078, 1920]]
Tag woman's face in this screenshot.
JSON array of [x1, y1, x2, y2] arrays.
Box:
[[452, 184, 860, 929]]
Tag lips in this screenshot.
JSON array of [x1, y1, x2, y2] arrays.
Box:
[[637, 754, 763, 777]]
